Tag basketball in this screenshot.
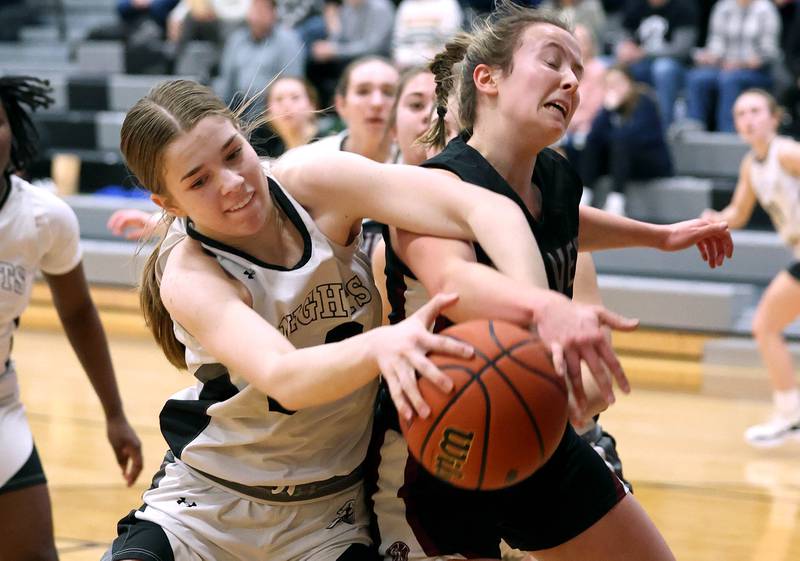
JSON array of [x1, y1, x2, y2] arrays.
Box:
[[400, 319, 568, 491]]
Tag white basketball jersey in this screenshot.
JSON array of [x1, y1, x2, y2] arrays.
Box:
[[155, 173, 383, 487], [749, 137, 800, 257], [0, 176, 81, 367]]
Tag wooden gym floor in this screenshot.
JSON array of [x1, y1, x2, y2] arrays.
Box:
[[11, 285, 800, 561]]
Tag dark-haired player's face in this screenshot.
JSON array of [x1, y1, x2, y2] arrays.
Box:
[[495, 23, 582, 146], [158, 116, 269, 241], [0, 103, 10, 177]]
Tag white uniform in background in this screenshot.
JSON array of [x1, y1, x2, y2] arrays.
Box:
[[748, 136, 800, 258], [0, 175, 81, 488]]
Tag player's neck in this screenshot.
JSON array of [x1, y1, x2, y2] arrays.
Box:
[[752, 133, 777, 162], [468, 125, 537, 197], [343, 132, 393, 163]]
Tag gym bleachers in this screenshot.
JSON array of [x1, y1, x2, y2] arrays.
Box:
[[9, 0, 794, 398]]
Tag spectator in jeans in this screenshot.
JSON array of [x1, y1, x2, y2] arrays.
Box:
[[166, 0, 249, 73], [684, 0, 781, 132], [582, 65, 673, 214], [616, 0, 698, 128], [214, 0, 304, 107]]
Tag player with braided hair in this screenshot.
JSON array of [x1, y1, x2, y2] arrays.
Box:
[[367, 3, 735, 560], [0, 76, 143, 561]]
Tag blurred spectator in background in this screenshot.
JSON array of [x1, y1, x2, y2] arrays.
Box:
[[539, 0, 605, 47], [685, 0, 781, 132], [391, 0, 463, 70], [0, 0, 36, 42], [307, 0, 395, 106], [275, 0, 327, 47], [166, 0, 249, 74], [617, 0, 698, 129], [780, 1, 800, 138], [581, 65, 673, 214], [559, 24, 607, 168], [250, 76, 331, 157], [88, 0, 179, 40], [214, 0, 303, 105]]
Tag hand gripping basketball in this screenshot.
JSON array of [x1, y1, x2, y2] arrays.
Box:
[[376, 293, 473, 423], [400, 319, 568, 491]]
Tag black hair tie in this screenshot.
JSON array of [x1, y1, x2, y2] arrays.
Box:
[[436, 105, 447, 118]]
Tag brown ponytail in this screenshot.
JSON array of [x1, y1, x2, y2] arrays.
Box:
[[139, 216, 186, 369]]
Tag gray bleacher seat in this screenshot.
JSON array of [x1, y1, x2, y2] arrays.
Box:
[[625, 176, 714, 223], [80, 239, 149, 285], [669, 130, 748, 179], [77, 41, 125, 74], [95, 111, 126, 151], [109, 74, 173, 112], [0, 44, 70, 65], [593, 230, 794, 286], [67, 194, 157, 241], [598, 274, 756, 331]]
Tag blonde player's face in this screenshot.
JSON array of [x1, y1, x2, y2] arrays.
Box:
[[336, 60, 399, 145], [157, 116, 270, 240], [394, 72, 436, 166], [733, 93, 779, 146], [267, 78, 315, 130], [493, 23, 582, 147]]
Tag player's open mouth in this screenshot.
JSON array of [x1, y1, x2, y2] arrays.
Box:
[[544, 101, 568, 118], [226, 191, 254, 213]]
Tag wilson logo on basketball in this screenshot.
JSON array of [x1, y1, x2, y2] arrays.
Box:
[[434, 427, 474, 482]]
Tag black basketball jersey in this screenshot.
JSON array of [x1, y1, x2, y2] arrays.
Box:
[[384, 134, 582, 326]]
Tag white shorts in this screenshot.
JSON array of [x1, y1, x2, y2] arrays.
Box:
[[0, 362, 38, 490], [108, 455, 374, 561]]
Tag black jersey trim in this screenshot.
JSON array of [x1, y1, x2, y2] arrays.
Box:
[[186, 176, 313, 271], [0, 173, 12, 213], [422, 135, 541, 231], [159, 368, 240, 458]]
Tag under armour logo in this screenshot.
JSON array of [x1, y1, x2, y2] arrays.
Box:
[[243, 268, 255, 279], [177, 497, 197, 507], [387, 541, 410, 561], [326, 498, 355, 529]]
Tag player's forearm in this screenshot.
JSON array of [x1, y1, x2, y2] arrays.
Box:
[[579, 206, 669, 251], [59, 303, 126, 420], [465, 198, 549, 289], [435, 261, 565, 329], [253, 331, 383, 410]]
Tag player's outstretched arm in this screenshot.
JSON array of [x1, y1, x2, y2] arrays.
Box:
[[44, 264, 143, 486], [273, 151, 548, 289], [578, 206, 734, 268], [162, 240, 471, 418], [394, 229, 638, 423]]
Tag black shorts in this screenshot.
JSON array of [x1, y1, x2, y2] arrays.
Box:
[[367, 391, 627, 557], [787, 261, 800, 281], [0, 445, 47, 495]]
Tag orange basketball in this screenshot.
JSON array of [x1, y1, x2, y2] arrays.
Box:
[[400, 319, 568, 491]]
